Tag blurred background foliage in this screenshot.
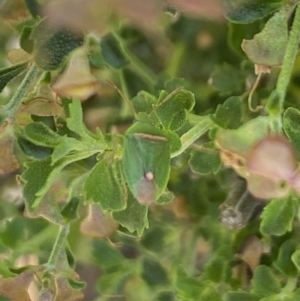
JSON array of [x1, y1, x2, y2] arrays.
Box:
[[1, 0, 300, 301]]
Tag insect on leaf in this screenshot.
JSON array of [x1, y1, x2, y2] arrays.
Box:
[[122, 122, 171, 205]]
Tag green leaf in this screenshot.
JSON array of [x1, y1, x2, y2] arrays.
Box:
[[222, 0, 284, 24], [189, 142, 221, 175], [140, 227, 166, 253], [100, 33, 129, 69], [228, 21, 263, 57], [211, 96, 243, 129], [61, 197, 79, 223], [273, 239, 298, 277], [22, 157, 54, 212], [20, 25, 34, 53], [84, 159, 126, 211], [291, 249, 300, 272], [204, 255, 231, 283], [242, 5, 290, 67], [24, 122, 64, 148], [141, 257, 169, 286], [0, 217, 26, 249], [66, 99, 98, 141], [154, 89, 195, 131], [33, 21, 84, 71], [174, 267, 203, 300], [92, 240, 124, 269], [22, 151, 101, 212], [260, 197, 296, 236], [0, 62, 28, 92], [199, 286, 222, 301], [164, 77, 186, 93], [153, 291, 175, 301], [209, 64, 246, 96], [113, 191, 149, 236], [97, 270, 131, 295], [131, 91, 157, 114], [51, 137, 85, 164], [251, 265, 281, 297], [216, 116, 270, 156], [123, 122, 171, 205], [17, 137, 52, 159], [24, 0, 40, 18], [155, 190, 175, 205], [163, 130, 181, 153], [224, 291, 260, 301], [283, 107, 300, 158]]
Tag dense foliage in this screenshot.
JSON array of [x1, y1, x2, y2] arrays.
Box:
[[1, 0, 300, 300]]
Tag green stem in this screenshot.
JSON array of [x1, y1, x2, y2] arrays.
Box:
[[4, 64, 40, 118], [46, 223, 70, 270], [119, 69, 133, 118], [171, 117, 213, 158], [113, 31, 156, 86], [167, 41, 186, 78], [275, 2, 300, 112], [127, 52, 156, 86]]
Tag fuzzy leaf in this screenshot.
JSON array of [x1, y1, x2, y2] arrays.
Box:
[[84, 159, 126, 211], [131, 91, 157, 114], [222, 0, 284, 24], [210, 64, 246, 95], [189, 142, 221, 175], [251, 265, 281, 297], [283, 107, 300, 158], [0, 62, 27, 92], [22, 151, 101, 212], [154, 89, 195, 131], [260, 197, 296, 236], [113, 191, 149, 236], [211, 96, 243, 129], [66, 99, 99, 141], [22, 157, 54, 212], [155, 190, 175, 205], [24, 122, 64, 148], [242, 6, 289, 67], [33, 21, 84, 71]]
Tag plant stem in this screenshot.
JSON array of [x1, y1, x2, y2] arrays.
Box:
[[46, 223, 70, 270], [4, 64, 40, 118], [171, 117, 213, 158], [275, 2, 300, 112], [119, 69, 133, 118]]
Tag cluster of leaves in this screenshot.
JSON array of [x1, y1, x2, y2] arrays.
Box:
[[2, 0, 300, 300]]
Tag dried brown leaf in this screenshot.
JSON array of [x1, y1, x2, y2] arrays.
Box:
[[80, 204, 118, 238], [7, 48, 32, 65], [0, 269, 34, 301], [52, 49, 98, 100], [0, 122, 19, 175], [237, 236, 263, 272]]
